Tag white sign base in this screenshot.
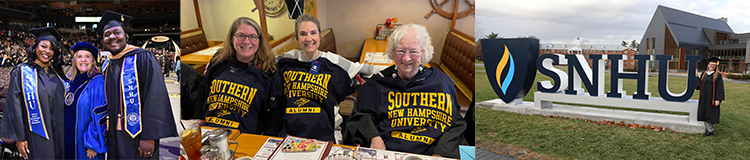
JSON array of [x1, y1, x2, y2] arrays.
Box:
[[478, 93, 705, 133]]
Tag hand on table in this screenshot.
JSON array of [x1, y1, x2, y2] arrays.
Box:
[[139, 140, 155, 158], [369, 136, 386, 150]]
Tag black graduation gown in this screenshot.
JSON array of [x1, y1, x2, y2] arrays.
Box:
[[104, 45, 178, 159], [345, 66, 466, 158], [695, 72, 725, 124], [180, 61, 204, 119], [196, 59, 277, 134], [0, 63, 66, 159], [274, 57, 353, 141]]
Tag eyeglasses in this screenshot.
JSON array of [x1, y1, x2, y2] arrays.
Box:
[[394, 49, 423, 57], [234, 34, 259, 42]]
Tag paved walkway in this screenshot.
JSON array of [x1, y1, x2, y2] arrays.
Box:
[[159, 73, 182, 160], [476, 148, 517, 160]]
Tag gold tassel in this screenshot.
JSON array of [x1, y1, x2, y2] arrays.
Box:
[[117, 114, 122, 130], [106, 116, 110, 131]]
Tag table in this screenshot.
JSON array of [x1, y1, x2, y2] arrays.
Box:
[[358, 38, 430, 67], [199, 127, 457, 160], [182, 43, 222, 75], [200, 126, 355, 159], [359, 38, 392, 66]]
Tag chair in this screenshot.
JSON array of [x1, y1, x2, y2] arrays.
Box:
[[1, 100, 18, 160]]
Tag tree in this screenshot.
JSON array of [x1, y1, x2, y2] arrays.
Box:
[[621, 40, 628, 48], [476, 40, 483, 61], [629, 40, 639, 50], [485, 32, 499, 39]]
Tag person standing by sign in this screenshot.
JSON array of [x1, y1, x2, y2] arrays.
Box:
[[196, 17, 278, 134], [97, 11, 178, 159], [345, 24, 466, 158], [64, 42, 108, 159], [695, 57, 725, 136], [0, 27, 67, 159]]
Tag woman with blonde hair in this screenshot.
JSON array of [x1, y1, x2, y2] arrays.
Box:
[[195, 17, 279, 134], [695, 57, 725, 137], [64, 42, 108, 159]]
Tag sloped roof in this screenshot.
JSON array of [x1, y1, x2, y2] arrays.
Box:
[[659, 5, 733, 46]]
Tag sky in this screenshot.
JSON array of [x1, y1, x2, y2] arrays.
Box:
[[476, 0, 750, 44]]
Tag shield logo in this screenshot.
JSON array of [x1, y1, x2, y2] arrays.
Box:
[[481, 38, 539, 103]]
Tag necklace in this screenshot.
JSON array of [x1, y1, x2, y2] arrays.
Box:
[[65, 77, 92, 106]]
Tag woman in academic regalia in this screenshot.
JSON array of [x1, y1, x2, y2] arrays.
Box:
[[0, 27, 67, 159], [695, 57, 725, 136], [64, 42, 108, 159]]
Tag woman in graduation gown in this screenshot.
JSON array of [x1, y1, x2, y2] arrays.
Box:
[[274, 14, 354, 142], [195, 17, 279, 134], [64, 42, 108, 159], [695, 57, 725, 136], [345, 24, 466, 158], [0, 27, 67, 159]]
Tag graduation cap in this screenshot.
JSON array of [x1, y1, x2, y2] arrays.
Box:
[[96, 10, 133, 34], [28, 27, 62, 43], [71, 42, 99, 58], [707, 57, 721, 65]]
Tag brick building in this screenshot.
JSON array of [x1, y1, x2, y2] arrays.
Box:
[[539, 37, 638, 69]]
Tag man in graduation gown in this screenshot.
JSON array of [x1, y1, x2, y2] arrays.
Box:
[[98, 11, 178, 159], [695, 57, 725, 136]]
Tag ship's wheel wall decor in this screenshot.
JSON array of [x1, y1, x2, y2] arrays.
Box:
[[425, 0, 475, 28]]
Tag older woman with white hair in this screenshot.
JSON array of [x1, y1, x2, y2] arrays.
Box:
[[345, 24, 466, 158]]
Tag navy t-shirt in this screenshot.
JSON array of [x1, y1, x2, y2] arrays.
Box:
[[356, 66, 463, 155], [202, 60, 274, 133], [275, 57, 353, 141]]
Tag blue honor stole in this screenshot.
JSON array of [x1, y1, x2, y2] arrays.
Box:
[[102, 58, 110, 73], [121, 55, 142, 138], [20, 65, 49, 139]]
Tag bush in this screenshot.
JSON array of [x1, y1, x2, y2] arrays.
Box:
[[727, 74, 750, 80]]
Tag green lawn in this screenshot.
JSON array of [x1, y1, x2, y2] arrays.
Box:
[[476, 66, 750, 159], [475, 65, 485, 71]]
